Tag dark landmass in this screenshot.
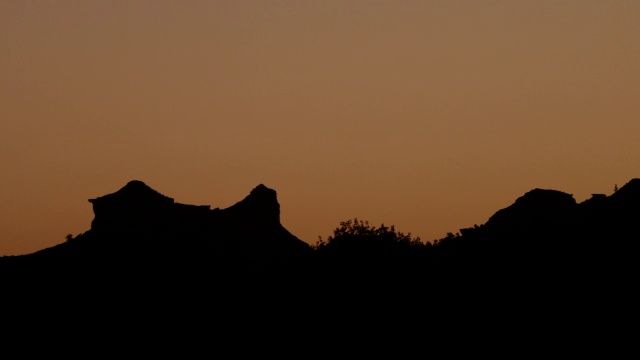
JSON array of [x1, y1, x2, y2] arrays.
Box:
[[1, 178, 637, 348]]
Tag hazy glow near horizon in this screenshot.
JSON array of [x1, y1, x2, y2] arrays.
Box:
[[1, 1, 639, 255]]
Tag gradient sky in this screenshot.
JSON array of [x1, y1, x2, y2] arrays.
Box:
[[2, 0, 639, 256]]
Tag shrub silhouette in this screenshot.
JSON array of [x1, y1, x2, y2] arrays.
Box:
[[313, 218, 426, 265]]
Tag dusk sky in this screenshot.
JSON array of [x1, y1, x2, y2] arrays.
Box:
[[2, 0, 639, 256]]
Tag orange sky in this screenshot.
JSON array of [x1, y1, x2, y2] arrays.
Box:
[[1, 0, 639, 256]]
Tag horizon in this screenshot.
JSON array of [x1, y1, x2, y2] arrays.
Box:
[[2, 1, 639, 256], [0, 176, 632, 257]]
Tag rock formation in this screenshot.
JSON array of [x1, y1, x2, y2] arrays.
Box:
[[6, 180, 313, 285]]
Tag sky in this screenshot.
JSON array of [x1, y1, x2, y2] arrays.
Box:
[[1, 0, 639, 256]]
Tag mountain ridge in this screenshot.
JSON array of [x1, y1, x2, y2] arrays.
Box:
[[2, 178, 638, 343], [2, 178, 638, 286], [0, 181, 313, 286]]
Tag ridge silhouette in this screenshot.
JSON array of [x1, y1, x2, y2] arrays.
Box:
[[1, 178, 638, 342], [2, 179, 639, 282], [4, 181, 313, 279]]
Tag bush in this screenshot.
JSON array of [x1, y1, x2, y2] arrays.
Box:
[[314, 218, 423, 254]]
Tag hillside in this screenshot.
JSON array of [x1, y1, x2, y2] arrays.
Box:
[[2, 178, 638, 283], [1, 178, 637, 350]]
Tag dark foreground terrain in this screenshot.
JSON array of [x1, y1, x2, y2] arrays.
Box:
[[1, 179, 637, 352]]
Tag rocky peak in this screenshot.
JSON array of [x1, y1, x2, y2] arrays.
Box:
[[512, 188, 576, 208], [87, 180, 287, 234], [89, 180, 174, 206], [485, 188, 576, 229], [221, 183, 281, 225], [247, 184, 278, 208], [88, 180, 176, 232]]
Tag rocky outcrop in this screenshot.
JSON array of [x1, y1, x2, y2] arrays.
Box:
[[18, 180, 313, 275], [209, 183, 313, 261], [484, 188, 577, 232], [217, 184, 281, 225], [442, 178, 640, 277], [460, 179, 640, 241], [88, 180, 211, 233]]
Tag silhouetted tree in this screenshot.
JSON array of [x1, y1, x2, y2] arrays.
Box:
[[314, 218, 422, 249], [313, 218, 428, 268]]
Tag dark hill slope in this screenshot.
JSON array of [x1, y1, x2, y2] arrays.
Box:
[[1, 179, 638, 350], [432, 178, 640, 291], [1, 180, 313, 288]]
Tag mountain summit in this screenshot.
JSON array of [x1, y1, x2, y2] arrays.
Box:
[[88, 180, 185, 232], [83, 180, 297, 235], [6, 181, 312, 283]]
